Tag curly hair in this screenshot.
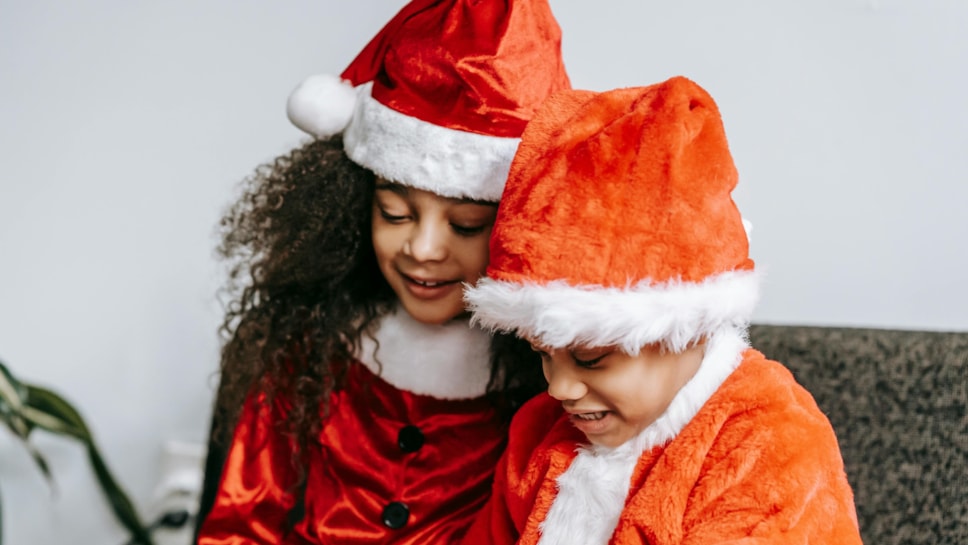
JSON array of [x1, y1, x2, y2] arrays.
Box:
[[212, 136, 544, 474]]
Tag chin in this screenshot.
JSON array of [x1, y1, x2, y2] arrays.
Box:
[[400, 301, 465, 326], [588, 430, 635, 449]]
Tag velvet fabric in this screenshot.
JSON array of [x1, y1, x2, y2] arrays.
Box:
[[197, 361, 506, 544], [460, 350, 863, 545], [341, 0, 570, 138], [287, 0, 571, 202]]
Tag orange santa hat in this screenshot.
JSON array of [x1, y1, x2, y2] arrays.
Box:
[[285, 0, 571, 202], [465, 76, 760, 352]]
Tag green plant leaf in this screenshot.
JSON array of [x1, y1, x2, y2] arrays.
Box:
[[10, 434, 56, 488], [19, 392, 88, 439], [0, 363, 29, 438], [0, 362, 54, 487], [0, 362, 26, 414], [23, 386, 154, 544], [0, 360, 154, 545], [0, 412, 32, 443]]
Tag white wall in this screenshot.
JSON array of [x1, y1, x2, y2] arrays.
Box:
[[1, 1, 965, 543]]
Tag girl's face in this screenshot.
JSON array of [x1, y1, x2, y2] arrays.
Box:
[[529, 341, 705, 448], [371, 180, 497, 325]]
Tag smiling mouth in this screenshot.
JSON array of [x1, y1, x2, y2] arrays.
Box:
[[572, 411, 609, 421], [402, 273, 458, 288], [412, 278, 453, 287]]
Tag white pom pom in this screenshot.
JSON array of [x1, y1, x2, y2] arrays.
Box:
[[742, 217, 754, 243], [286, 74, 359, 137]]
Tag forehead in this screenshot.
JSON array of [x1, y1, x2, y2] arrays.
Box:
[[523, 335, 668, 356], [375, 179, 495, 206], [521, 334, 555, 350], [523, 336, 607, 353]]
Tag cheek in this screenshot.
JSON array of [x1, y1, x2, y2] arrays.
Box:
[[373, 229, 397, 267], [371, 222, 404, 263], [592, 363, 650, 407], [621, 368, 678, 419], [370, 229, 389, 262], [370, 211, 384, 255], [458, 236, 491, 275]]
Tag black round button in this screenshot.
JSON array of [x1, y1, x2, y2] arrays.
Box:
[[382, 501, 410, 529], [398, 425, 425, 453]]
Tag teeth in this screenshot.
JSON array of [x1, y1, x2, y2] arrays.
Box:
[[416, 279, 442, 287], [574, 412, 607, 421]]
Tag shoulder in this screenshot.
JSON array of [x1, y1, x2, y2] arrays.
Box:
[[686, 349, 847, 472], [718, 349, 831, 428], [649, 350, 861, 543]]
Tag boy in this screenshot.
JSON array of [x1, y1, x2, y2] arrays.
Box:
[[461, 77, 863, 544]]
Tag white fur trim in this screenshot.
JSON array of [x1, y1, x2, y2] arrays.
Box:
[[466, 269, 761, 354], [537, 329, 747, 545], [343, 83, 520, 201], [286, 74, 360, 138], [538, 446, 636, 545], [355, 306, 492, 400]]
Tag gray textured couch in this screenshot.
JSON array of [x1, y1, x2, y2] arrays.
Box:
[[748, 325, 968, 545]]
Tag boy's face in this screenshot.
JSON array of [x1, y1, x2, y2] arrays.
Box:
[[372, 180, 497, 325], [530, 340, 705, 448]]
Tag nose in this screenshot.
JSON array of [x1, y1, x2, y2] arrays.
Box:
[[543, 354, 587, 402], [403, 220, 448, 262]]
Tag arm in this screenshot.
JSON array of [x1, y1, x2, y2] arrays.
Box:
[[616, 358, 863, 545], [458, 448, 520, 545], [196, 393, 307, 545], [685, 416, 859, 544], [460, 393, 571, 545]]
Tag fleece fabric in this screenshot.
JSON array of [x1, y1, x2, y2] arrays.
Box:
[[460, 349, 863, 545]]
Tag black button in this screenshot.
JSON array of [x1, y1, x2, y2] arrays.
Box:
[[382, 501, 410, 529], [397, 425, 425, 453]]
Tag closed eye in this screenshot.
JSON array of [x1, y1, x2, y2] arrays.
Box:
[[573, 355, 606, 369], [571, 348, 612, 369], [451, 223, 488, 237], [378, 208, 410, 223]]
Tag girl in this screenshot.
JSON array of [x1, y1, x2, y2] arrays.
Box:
[[195, 1, 570, 543]]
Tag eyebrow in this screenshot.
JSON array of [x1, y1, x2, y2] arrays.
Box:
[[374, 180, 496, 207]]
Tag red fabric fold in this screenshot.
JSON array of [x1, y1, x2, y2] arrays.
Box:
[[199, 360, 506, 544]]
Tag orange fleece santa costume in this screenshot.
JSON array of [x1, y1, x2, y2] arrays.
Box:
[[461, 77, 863, 545]]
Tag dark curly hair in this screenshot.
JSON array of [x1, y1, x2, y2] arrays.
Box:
[[211, 135, 544, 476]]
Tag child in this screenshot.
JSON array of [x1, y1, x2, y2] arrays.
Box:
[[195, 1, 570, 543], [460, 77, 864, 544]]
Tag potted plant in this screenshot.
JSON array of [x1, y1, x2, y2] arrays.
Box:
[[0, 358, 153, 545]]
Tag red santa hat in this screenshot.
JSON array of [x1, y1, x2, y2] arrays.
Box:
[[465, 76, 760, 353], [286, 0, 571, 202]]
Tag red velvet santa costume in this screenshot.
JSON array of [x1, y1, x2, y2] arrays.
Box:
[[197, 1, 569, 544], [461, 77, 863, 545]]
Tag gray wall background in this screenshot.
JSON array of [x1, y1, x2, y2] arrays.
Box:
[[2, 1, 965, 543]]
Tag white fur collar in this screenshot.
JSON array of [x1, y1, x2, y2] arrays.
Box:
[[355, 306, 493, 400], [537, 329, 748, 545]]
